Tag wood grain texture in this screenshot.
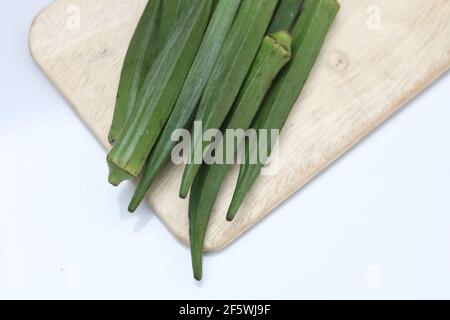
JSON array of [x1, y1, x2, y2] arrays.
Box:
[[29, 0, 450, 251]]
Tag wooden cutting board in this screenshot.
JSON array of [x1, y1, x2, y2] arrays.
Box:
[[29, 0, 450, 251]]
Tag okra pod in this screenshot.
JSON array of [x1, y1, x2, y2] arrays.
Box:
[[269, 0, 305, 33], [128, 0, 242, 213], [108, 0, 182, 145], [179, 0, 280, 199], [107, 0, 212, 186], [227, 0, 340, 220], [189, 32, 292, 281]]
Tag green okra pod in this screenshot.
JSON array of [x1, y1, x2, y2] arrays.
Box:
[[227, 0, 340, 220], [189, 32, 292, 281], [128, 0, 243, 213], [269, 0, 305, 33], [108, 0, 182, 145], [179, 0, 280, 199], [107, 0, 212, 186]]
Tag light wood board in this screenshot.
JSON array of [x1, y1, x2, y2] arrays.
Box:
[[29, 0, 450, 251]]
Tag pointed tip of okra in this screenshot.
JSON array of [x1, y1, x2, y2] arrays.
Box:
[[128, 191, 144, 212], [107, 160, 134, 187], [127, 201, 139, 214], [190, 234, 203, 281], [179, 168, 193, 199], [268, 30, 292, 55], [193, 270, 202, 282], [226, 214, 234, 222], [128, 186, 147, 213], [179, 185, 189, 199], [226, 205, 239, 222], [192, 254, 203, 281], [226, 190, 246, 222]]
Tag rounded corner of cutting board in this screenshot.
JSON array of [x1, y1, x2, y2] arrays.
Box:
[[29, 18, 43, 66], [29, 2, 53, 65]]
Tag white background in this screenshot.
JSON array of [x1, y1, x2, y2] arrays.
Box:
[[0, 1, 449, 299]]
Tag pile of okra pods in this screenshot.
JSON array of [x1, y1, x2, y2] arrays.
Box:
[[107, 0, 340, 280]]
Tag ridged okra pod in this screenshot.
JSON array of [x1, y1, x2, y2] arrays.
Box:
[[108, 0, 183, 144], [269, 0, 305, 33], [128, 0, 243, 212], [107, 0, 212, 186], [189, 32, 292, 281], [179, 0, 280, 199], [227, 0, 340, 220]]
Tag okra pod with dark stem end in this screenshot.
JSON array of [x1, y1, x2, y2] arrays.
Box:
[[108, 0, 182, 145], [107, 0, 212, 186], [269, 0, 305, 33], [227, 0, 340, 221], [179, 0, 280, 199], [128, 0, 242, 213], [189, 32, 292, 281]]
